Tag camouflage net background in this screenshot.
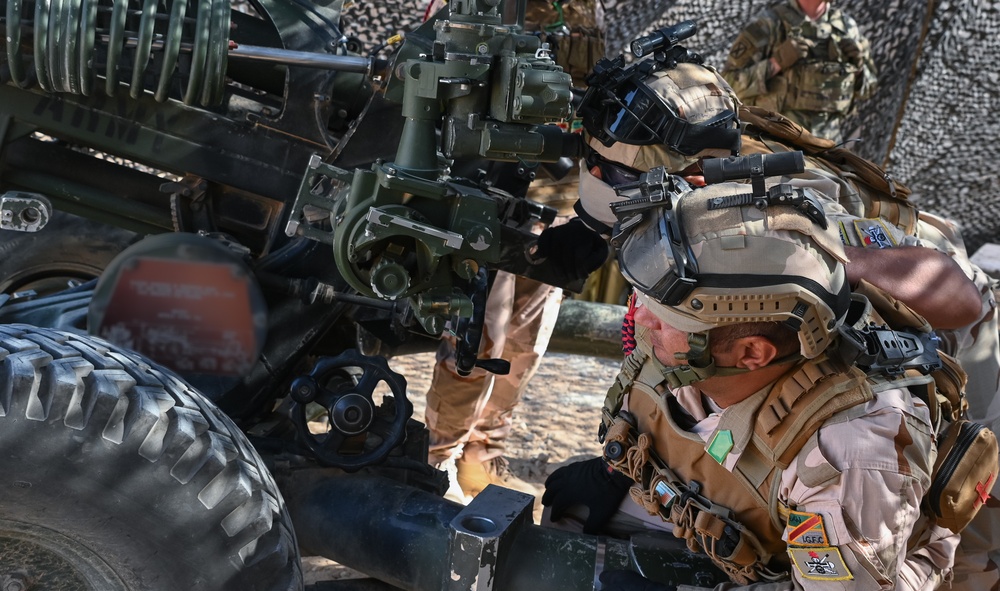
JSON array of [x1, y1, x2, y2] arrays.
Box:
[[341, 0, 999, 254]]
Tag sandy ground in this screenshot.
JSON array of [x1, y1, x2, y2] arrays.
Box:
[[301, 350, 622, 584]]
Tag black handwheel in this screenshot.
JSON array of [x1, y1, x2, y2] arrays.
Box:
[[290, 349, 411, 471]]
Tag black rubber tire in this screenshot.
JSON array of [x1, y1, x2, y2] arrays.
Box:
[[0, 324, 303, 590], [0, 211, 138, 294]]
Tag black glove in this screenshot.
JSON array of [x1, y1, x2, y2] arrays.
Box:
[[599, 570, 676, 591], [533, 218, 610, 284], [542, 457, 632, 534]]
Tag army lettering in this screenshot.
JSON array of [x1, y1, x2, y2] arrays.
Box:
[[31, 93, 182, 151]]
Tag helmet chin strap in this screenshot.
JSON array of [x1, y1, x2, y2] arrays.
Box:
[[650, 332, 802, 389]]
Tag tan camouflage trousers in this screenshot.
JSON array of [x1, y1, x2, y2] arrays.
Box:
[[424, 271, 562, 465]]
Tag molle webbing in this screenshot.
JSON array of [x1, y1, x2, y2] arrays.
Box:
[[600, 349, 647, 439], [750, 358, 872, 468], [603, 413, 783, 586]]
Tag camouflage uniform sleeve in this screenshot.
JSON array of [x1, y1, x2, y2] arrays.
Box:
[[841, 14, 878, 102], [672, 391, 954, 591], [775, 388, 957, 590], [721, 16, 780, 100]]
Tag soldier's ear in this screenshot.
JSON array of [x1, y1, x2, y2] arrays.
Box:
[[732, 336, 780, 371]]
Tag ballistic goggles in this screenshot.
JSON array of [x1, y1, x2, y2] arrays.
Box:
[[580, 67, 741, 155], [614, 191, 699, 306]]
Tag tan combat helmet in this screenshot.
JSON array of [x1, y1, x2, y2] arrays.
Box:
[[617, 177, 850, 384], [583, 62, 742, 179]]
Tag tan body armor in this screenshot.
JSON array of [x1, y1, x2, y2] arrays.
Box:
[[601, 290, 993, 584], [605, 347, 875, 583]]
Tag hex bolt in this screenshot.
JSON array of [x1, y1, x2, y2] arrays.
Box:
[[1, 570, 35, 591]]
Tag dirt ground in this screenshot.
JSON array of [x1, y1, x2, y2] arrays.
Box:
[[301, 349, 623, 584]]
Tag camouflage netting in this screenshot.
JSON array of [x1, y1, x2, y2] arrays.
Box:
[[340, 0, 999, 254]]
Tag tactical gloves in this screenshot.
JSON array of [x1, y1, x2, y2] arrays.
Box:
[[542, 456, 633, 534], [771, 37, 811, 74], [599, 570, 677, 591], [533, 218, 610, 284]]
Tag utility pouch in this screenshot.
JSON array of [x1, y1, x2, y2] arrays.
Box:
[[927, 419, 999, 533]]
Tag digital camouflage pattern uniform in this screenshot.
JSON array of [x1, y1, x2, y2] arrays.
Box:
[[721, 0, 877, 142]]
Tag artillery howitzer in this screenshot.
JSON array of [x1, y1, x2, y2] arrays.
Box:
[[0, 1, 728, 589]]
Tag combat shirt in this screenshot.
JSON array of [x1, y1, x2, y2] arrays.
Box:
[[720, 0, 877, 142], [622, 363, 958, 590]]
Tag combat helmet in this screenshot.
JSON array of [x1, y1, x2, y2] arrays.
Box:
[[615, 172, 850, 386], [578, 21, 742, 179]]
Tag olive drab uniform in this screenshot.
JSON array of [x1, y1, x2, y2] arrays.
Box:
[[721, 0, 877, 142], [599, 312, 964, 589]]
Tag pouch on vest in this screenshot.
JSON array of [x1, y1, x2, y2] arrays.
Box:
[[927, 419, 999, 533]]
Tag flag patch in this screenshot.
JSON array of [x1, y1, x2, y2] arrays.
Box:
[[785, 510, 829, 547]]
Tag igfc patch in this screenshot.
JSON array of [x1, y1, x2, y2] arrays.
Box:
[[785, 510, 829, 546], [786, 511, 853, 581]]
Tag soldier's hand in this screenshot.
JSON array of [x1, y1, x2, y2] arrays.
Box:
[[532, 218, 609, 284], [599, 570, 677, 591], [838, 38, 863, 66], [541, 457, 632, 534], [771, 36, 811, 74]]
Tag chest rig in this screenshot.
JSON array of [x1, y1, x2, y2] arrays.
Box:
[[597, 290, 964, 584], [770, 2, 861, 114], [600, 343, 873, 584]]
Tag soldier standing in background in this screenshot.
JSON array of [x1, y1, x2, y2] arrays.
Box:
[[721, 0, 877, 143], [422, 0, 609, 500]]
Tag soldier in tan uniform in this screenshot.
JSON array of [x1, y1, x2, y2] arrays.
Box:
[[721, 0, 877, 143], [551, 177, 973, 590], [553, 43, 999, 589], [422, 0, 608, 500]]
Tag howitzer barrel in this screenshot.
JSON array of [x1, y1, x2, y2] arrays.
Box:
[[285, 473, 726, 590], [228, 44, 372, 74]]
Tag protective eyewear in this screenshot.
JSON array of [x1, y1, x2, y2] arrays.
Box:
[[616, 194, 699, 306], [581, 73, 740, 155]]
